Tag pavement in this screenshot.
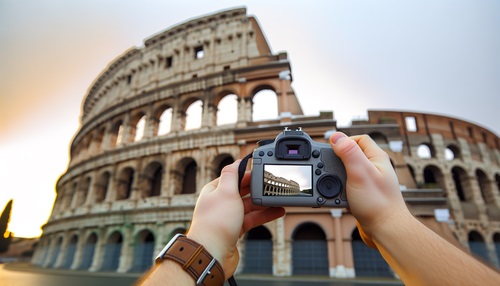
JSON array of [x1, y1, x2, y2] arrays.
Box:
[[3, 262, 404, 285]]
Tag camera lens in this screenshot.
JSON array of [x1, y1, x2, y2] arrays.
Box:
[[317, 175, 341, 198]]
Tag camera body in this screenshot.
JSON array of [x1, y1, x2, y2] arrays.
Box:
[[250, 127, 348, 208]]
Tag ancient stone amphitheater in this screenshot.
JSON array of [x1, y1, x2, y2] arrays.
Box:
[[32, 7, 500, 278]]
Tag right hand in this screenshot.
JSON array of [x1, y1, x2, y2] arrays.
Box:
[[329, 132, 411, 248]]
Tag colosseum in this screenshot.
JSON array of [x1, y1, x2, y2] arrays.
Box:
[[31, 7, 500, 278]]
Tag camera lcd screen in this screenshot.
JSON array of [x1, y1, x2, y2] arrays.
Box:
[[263, 165, 313, 196]]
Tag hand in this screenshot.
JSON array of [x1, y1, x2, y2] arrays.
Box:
[[186, 160, 285, 279], [329, 132, 410, 248]]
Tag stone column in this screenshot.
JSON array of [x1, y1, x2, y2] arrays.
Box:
[[331, 209, 347, 277], [70, 230, 86, 270], [89, 228, 106, 272], [117, 225, 134, 273], [273, 217, 290, 276]]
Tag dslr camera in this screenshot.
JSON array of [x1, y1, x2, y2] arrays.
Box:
[[250, 127, 348, 208]]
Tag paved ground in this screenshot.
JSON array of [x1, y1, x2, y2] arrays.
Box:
[[1, 263, 404, 286]]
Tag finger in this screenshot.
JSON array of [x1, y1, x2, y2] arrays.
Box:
[[241, 207, 285, 235], [330, 132, 379, 178], [242, 196, 273, 214], [350, 135, 391, 166], [216, 160, 241, 196], [239, 171, 251, 197]]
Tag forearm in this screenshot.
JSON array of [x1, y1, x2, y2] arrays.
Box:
[[372, 211, 500, 286], [137, 261, 193, 286]]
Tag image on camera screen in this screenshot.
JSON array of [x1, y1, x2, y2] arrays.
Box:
[[263, 165, 313, 196]]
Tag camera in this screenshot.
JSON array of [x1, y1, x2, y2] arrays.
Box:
[[250, 127, 348, 208]]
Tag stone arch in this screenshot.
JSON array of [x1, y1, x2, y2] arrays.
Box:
[[496, 173, 500, 194], [101, 231, 123, 271], [132, 112, 147, 142], [178, 158, 197, 195], [116, 167, 135, 200], [79, 232, 98, 270], [183, 97, 203, 130], [49, 236, 64, 268], [291, 222, 328, 275], [93, 127, 106, 154], [422, 165, 444, 189], [131, 229, 155, 272], [61, 234, 78, 269], [77, 176, 91, 205], [468, 231, 489, 263], [476, 168, 492, 203], [417, 143, 435, 159], [451, 166, 468, 202], [445, 144, 461, 161], [494, 233, 500, 266], [216, 93, 238, 126], [95, 171, 111, 203], [142, 161, 163, 197], [155, 104, 174, 136], [110, 119, 125, 147], [242, 226, 273, 274], [251, 85, 278, 122], [351, 228, 392, 277], [368, 132, 389, 149]]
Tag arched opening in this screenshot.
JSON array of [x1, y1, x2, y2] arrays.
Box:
[[132, 230, 155, 272], [185, 99, 202, 130], [181, 160, 197, 194], [292, 223, 328, 275], [476, 169, 490, 203], [243, 226, 273, 274], [352, 228, 392, 277], [95, 171, 110, 203], [143, 162, 163, 197], [49, 237, 63, 268], [61, 235, 78, 269], [79, 233, 97, 270], [158, 107, 173, 135], [422, 165, 443, 189], [77, 177, 91, 205], [417, 143, 433, 159], [110, 120, 124, 147], [494, 233, 500, 266], [134, 115, 146, 142], [468, 231, 489, 263], [445, 144, 460, 161], [496, 174, 500, 194], [452, 167, 467, 201], [252, 89, 278, 122], [217, 94, 238, 126], [117, 167, 134, 200], [101, 231, 123, 271]]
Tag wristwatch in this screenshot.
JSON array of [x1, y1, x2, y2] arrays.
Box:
[[155, 233, 225, 286]]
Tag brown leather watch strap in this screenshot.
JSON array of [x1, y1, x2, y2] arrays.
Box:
[[155, 234, 225, 286]]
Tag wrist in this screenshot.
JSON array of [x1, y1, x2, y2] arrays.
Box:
[[186, 230, 225, 267], [370, 207, 417, 248]]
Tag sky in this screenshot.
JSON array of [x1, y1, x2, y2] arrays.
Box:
[[1, 0, 499, 238]]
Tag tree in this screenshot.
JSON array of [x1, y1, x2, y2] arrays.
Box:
[[0, 199, 13, 253]]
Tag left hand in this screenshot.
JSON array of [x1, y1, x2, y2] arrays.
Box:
[[187, 160, 285, 279]]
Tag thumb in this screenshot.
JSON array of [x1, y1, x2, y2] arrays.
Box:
[[329, 132, 374, 179]]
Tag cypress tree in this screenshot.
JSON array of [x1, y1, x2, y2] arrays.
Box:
[[0, 199, 13, 253]]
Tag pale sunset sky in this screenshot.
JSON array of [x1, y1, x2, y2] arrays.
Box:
[[1, 0, 499, 238]]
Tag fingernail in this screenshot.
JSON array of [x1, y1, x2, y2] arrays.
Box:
[[330, 132, 347, 144]]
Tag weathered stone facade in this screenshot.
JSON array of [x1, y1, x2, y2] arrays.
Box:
[[32, 8, 500, 278]]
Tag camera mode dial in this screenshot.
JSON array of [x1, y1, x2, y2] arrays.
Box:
[[317, 174, 342, 198]]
